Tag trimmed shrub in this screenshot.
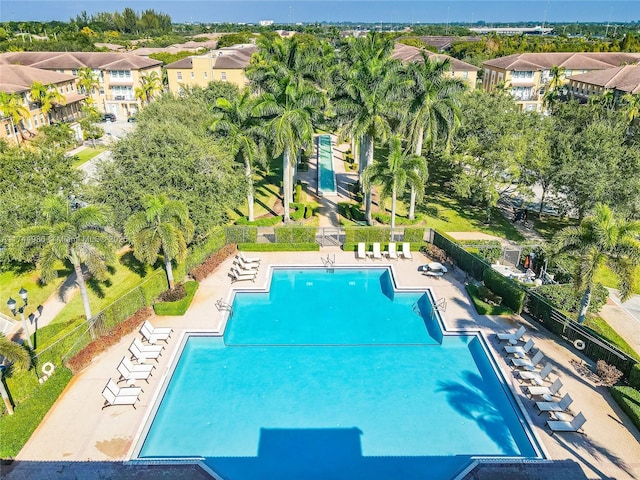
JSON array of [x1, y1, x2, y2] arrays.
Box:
[[304, 205, 313, 219], [611, 386, 640, 432], [294, 183, 302, 203], [596, 360, 623, 387], [235, 216, 282, 227], [483, 268, 526, 314], [158, 283, 187, 302], [344, 227, 390, 243], [190, 243, 237, 282], [289, 203, 306, 222], [404, 228, 425, 243], [460, 240, 502, 263], [372, 212, 423, 225], [66, 307, 154, 374], [629, 364, 640, 390], [534, 283, 608, 314], [139, 270, 170, 305], [153, 281, 199, 316], [238, 243, 319, 251], [274, 226, 316, 243], [420, 244, 448, 263]]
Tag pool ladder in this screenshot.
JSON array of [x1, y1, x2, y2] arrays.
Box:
[[321, 254, 335, 269], [215, 298, 233, 314]]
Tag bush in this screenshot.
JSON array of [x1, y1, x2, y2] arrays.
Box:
[[235, 216, 282, 227], [611, 386, 640, 432], [66, 307, 153, 374], [294, 183, 302, 203], [404, 228, 425, 243], [477, 286, 503, 306], [460, 240, 502, 263], [596, 360, 624, 387], [304, 205, 313, 219], [0, 367, 73, 459], [629, 364, 640, 390], [534, 283, 609, 314], [274, 226, 316, 243], [466, 284, 513, 316], [344, 227, 390, 243], [238, 243, 319, 251], [372, 212, 423, 225], [190, 243, 237, 282], [483, 268, 526, 314], [158, 283, 186, 302], [290, 203, 305, 222], [153, 281, 199, 316], [420, 244, 448, 263]]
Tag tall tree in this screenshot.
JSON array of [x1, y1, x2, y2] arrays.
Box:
[[405, 54, 465, 219], [77, 67, 100, 95], [552, 203, 640, 324], [29, 82, 65, 123], [135, 71, 163, 104], [8, 196, 116, 334], [0, 335, 32, 415], [210, 90, 265, 222], [362, 135, 427, 229], [125, 194, 194, 290], [0, 92, 29, 145]]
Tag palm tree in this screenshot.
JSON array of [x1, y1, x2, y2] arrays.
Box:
[[253, 74, 324, 223], [135, 71, 163, 105], [8, 196, 116, 333], [334, 33, 406, 224], [0, 334, 31, 415], [30, 82, 66, 123], [542, 65, 567, 113], [552, 203, 640, 324], [77, 67, 100, 96], [362, 135, 427, 230], [211, 90, 265, 222], [621, 92, 640, 133], [405, 54, 465, 219], [0, 91, 29, 145], [125, 194, 194, 290]]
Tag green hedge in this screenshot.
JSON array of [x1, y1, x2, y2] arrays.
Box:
[[344, 227, 391, 243], [274, 226, 316, 243], [238, 243, 320, 252], [534, 283, 609, 314], [630, 364, 640, 390], [461, 240, 502, 263], [235, 216, 282, 227], [225, 226, 258, 244], [153, 281, 199, 316], [186, 227, 226, 272], [0, 367, 73, 459], [466, 284, 513, 316], [404, 228, 425, 243], [611, 386, 640, 432], [483, 267, 526, 314], [372, 212, 423, 225]]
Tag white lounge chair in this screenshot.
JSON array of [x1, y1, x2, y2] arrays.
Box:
[[401, 242, 412, 259], [536, 393, 573, 416], [237, 252, 260, 264], [504, 338, 535, 358], [356, 242, 367, 260], [516, 363, 553, 385], [497, 326, 526, 345], [547, 412, 587, 434], [372, 242, 382, 260], [140, 320, 172, 344], [229, 267, 257, 283], [510, 351, 544, 370], [102, 379, 142, 409], [233, 259, 259, 273], [387, 242, 398, 260], [117, 356, 154, 385], [526, 378, 563, 400], [129, 337, 164, 363]]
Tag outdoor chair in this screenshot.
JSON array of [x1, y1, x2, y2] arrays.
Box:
[[504, 338, 535, 358], [229, 267, 257, 283], [140, 320, 172, 344], [387, 242, 398, 260], [233, 259, 259, 273], [129, 337, 164, 363], [526, 378, 563, 400], [117, 356, 154, 385], [401, 242, 412, 260], [102, 379, 142, 410], [497, 326, 526, 345], [237, 252, 260, 264], [547, 412, 587, 434], [356, 242, 366, 260], [510, 351, 544, 371], [372, 242, 382, 260], [516, 363, 553, 385], [535, 393, 573, 416]]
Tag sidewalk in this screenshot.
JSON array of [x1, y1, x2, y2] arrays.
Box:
[[600, 289, 640, 357]]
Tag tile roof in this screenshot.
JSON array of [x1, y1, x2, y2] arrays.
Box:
[[483, 52, 640, 71], [165, 45, 256, 70], [568, 64, 640, 94], [392, 43, 479, 71], [0, 51, 162, 70], [0, 64, 76, 93], [415, 36, 483, 50], [165, 57, 193, 69]]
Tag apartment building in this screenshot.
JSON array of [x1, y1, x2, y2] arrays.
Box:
[[482, 52, 640, 112], [165, 45, 257, 95], [567, 64, 640, 103], [392, 43, 480, 91], [0, 52, 163, 120], [0, 63, 86, 146]]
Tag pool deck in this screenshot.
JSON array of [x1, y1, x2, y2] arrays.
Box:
[[4, 249, 640, 480]]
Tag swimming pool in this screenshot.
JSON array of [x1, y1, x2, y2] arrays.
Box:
[[135, 268, 542, 479], [317, 134, 337, 195]]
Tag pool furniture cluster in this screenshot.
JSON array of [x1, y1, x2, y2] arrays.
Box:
[[229, 252, 261, 283], [355, 242, 413, 260], [421, 262, 448, 278], [498, 327, 587, 434], [101, 320, 173, 409]]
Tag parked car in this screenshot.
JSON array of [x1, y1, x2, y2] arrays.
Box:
[[102, 113, 116, 122], [127, 116, 137, 123]]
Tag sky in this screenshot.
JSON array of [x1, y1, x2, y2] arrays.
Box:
[[1, 0, 640, 24]]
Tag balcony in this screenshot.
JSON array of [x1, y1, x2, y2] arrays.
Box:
[[105, 95, 136, 102]]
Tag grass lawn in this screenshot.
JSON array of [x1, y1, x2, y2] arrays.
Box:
[[0, 265, 71, 314], [584, 314, 640, 360], [48, 251, 157, 326], [70, 147, 106, 169], [531, 212, 578, 241], [593, 264, 640, 295], [466, 284, 514, 316]]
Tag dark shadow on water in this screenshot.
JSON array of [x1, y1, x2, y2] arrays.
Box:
[[203, 427, 476, 480]]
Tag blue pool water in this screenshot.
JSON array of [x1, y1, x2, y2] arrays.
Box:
[[137, 268, 540, 479], [317, 134, 336, 194]]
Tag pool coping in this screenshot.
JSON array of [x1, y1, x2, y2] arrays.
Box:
[[127, 264, 548, 474]]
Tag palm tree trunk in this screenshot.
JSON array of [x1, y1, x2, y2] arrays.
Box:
[[358, 135, 367, 178], [0, 371, 14, 415], [165, 257, 175, 290], [409, 128, 424, 220], [73, 260, 94, 337], [391, 187, 397, 230], [283, 149, 291, 222], [246, 159, 255, 222], [538, 184, 548, 217], [577, 286, 591, 324], [364, 135, 374, 225]]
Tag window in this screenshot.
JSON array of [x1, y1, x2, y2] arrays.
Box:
[[34, 116, 39, 127], [204, 72, 208, 79], [221, 72, 227, 81], [512, 70, 533, 79], [177, 72, 183, 80], [462, 71, 468, 79], [109, 70, 131, 80], [5, 124, 10, 136], [191, 72, 195, 79], [72, 69, 78, 76], [112, 86, 133, 100], [40, 114, 44, 123]]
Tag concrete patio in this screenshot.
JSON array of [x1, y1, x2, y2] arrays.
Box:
[[3, 249, 640, 480]]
